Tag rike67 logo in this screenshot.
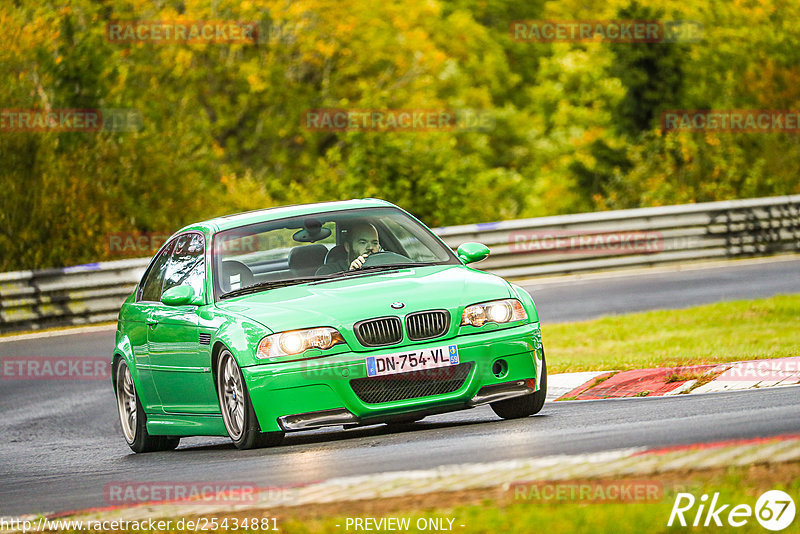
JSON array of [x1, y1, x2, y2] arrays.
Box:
[[668, 490, 796, 531]]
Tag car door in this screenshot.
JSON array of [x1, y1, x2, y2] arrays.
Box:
[[146, 232, 218, 414], [129, 239, 175, 413]]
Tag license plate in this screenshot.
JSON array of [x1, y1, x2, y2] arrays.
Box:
[[365, 344, 459, 378]]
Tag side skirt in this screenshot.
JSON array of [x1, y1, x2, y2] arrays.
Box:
[[146, 413, 228, 436]]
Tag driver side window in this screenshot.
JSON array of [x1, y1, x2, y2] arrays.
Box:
[[138, 240, 175, 302], [162, 233, 205, 298]]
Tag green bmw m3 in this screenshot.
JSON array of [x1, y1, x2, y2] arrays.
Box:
[[113, 199, 546, 452]]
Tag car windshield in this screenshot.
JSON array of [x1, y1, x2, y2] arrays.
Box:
[[213, 206, 458, 300]]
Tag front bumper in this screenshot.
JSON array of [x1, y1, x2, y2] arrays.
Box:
[[241, 322, 543, 432], [277, 379, 538, 431]]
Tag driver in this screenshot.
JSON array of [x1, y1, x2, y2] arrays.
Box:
[[345, 222, 381, 270]]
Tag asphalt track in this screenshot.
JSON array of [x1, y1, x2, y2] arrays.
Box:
[[1, 258, 799, 516]]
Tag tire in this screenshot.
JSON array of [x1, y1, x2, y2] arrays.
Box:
[[490, 354, 547, 420], [216, 349, 284, 450], [115, 359, 180, 453]]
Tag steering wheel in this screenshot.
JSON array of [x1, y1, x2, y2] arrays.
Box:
[[361, 251, 411, 267]]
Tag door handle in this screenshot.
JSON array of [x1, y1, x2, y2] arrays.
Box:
[[146, 318, 158, 327]]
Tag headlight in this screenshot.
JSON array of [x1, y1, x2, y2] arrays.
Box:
[[461, 299, 527, 327], [256, 327, 345, 360]]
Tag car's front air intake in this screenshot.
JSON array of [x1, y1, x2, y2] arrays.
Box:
[[355, 317, 403, 347], [350, 362, 473, 404], [406, 310, 450, 341]]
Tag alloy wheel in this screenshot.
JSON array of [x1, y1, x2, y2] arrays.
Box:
[[219, 353, 245, 440], [116, 363, 138, 443]]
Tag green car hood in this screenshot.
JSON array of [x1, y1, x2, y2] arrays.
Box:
[[215, 264, 513, 334]]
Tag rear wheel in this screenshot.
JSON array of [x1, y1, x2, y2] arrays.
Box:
[[115, 359, 180, 453], [490, 354, 547, 419], [217, 349, 284, 449]]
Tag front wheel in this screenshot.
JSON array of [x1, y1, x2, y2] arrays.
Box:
[[490, 354, 547, 419], [216, 349, 284, 449], [115, 359, 180, 453]]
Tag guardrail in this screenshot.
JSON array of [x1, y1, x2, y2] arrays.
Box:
[[436, 194, 800, 278], [1, 195, 798, 333]]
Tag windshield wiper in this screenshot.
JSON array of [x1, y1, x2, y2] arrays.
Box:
[[219, 276, 331, 299]]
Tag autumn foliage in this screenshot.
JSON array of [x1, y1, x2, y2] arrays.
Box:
[[1, 0, 798, 270]]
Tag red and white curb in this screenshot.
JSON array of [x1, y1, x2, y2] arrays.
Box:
[[547, 356, 800, 401], [546, 371, 610, 400], [3, 434, 798, 530]]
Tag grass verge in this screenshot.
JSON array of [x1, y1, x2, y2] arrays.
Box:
[[47, 462, 799, 533], [274, 463, 800, 534], [542, 294, 800, 374]]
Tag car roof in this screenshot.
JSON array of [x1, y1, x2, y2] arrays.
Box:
[[175, 198, 397, 235]]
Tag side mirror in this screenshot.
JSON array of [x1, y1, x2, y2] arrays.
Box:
[[161, 286, 197, 306], [456, 242, 490, 264]]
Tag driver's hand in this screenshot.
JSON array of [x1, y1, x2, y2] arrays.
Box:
[[349, 253, 370, 271]]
